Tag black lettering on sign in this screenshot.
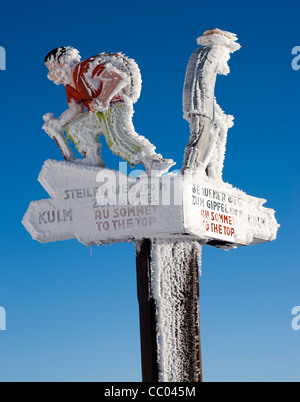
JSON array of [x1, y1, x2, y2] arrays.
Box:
[[39, 209, 73, 224]]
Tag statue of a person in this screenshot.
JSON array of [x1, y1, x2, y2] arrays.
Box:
[[182, 29, 240, 179], [43, 47, 175, 174]]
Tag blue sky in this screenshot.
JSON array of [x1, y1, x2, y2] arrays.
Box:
[[0, 0, 299, 382]]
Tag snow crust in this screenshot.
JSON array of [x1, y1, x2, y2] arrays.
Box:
[[182, 28, 241, 177], [22, 160, 183, 245], [22, 160, 279, 248], [95, 52, 142, 104], [151, 239, 202, 382], [197, 28, 241, 52], [182, 170, 279, 247]]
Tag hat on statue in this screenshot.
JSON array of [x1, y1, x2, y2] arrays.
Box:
[[197, 28, 241, 52]]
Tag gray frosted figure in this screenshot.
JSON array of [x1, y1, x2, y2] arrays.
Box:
[[182, 29, 241, 179]]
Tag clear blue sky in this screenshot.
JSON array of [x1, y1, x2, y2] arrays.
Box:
[[0, 0, 299, 382]]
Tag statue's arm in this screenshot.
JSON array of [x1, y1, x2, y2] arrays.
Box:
[[43, 99, 84, 136], [58, 100, 85, 127], [214, 99, 234, 129]]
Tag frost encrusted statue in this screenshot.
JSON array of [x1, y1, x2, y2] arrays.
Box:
[[182, 29, 241, 180], [43, 47, 175, 174]]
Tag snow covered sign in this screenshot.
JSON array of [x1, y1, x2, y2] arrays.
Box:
[[22, 33, 279, 382], [182, 171, 278, 248], [22, 160, 183, 245], [22, 161, 278, 248]]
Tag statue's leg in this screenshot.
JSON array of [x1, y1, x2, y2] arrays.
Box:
[[66, 113, 105, 167], [97, 103, 159, 166], [215, 127, 228, 179], [206, 124, 228, 180], [182, 115, 213, 171], [96, 103, 175, 174]]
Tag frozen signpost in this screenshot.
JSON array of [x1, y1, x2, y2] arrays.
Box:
[[23, 30, 278, 382]]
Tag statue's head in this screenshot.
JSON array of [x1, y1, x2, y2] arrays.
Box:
[[197, 29, 241, 75], [44, 47, 81, 85]]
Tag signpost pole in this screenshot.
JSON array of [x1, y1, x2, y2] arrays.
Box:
[[136, 238, 203, 382]]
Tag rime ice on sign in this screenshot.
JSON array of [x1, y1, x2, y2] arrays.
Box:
[[22, 160, 278, 248], [22, 160, 183, 245], [182, 170, 278, 248], [22, 33, 279, 384]]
